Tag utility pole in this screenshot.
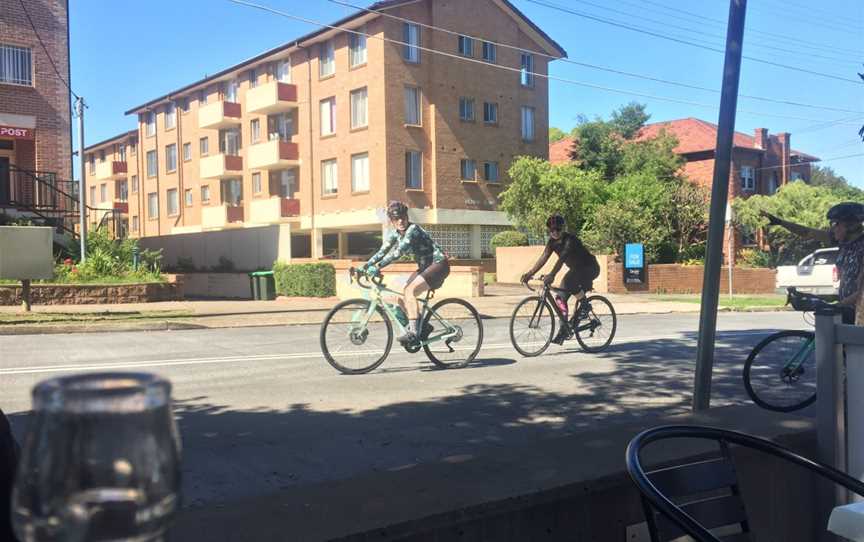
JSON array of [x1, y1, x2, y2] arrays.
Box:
[[76, 96, 87, 262], [693, 0, 747, 411]]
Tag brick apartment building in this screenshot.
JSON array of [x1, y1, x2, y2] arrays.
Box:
[[0, 0, 73, 223], [86, 0, 566, 263]]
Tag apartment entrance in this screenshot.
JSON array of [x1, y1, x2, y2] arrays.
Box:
[[0, 156, 9, 205]]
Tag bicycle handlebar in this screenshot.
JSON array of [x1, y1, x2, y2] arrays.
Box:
[[786, 287, 844, 315], [521, 274, 549, 293], [349, 266, 385, 290]]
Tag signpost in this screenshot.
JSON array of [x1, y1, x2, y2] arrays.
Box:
[[0, 226, 53, 311], [624, 243, 645, 285]]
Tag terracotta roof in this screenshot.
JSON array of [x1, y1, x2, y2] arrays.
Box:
[[549, 137, 575, 164]]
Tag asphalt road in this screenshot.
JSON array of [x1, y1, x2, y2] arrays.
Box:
[[0, 311, 806, 508]]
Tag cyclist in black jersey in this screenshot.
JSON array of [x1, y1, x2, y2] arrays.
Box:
[[520, 214, 600, 344]]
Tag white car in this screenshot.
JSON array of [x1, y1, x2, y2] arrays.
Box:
[[775, 247, 839, 296]]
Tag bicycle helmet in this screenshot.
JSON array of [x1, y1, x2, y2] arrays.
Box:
[[826, 202, 864, 223], [386, 200, 409, 220], [546, 214, 566, 231]]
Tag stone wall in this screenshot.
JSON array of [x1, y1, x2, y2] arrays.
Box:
[[606, 261, 776, 294], [0, 281, 182, 305]]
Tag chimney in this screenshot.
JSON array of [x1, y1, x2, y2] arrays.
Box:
[[778, 132, 791, 185], [754, 128, 768, 150]]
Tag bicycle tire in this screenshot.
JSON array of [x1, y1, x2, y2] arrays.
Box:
[[509, 296, 555, 357], [575, 295, 617, 353], [743, 330, 817, 412], [320, 299, 393, 375], [422, 298, 483, 369]]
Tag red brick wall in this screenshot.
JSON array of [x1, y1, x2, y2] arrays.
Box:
[[606, 261, 776, 294]]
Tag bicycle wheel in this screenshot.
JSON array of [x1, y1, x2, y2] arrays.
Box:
[[320, 299, 392, 375], [743, 330, 816, 412], [575, 295, 617, 353], [509, 296, 555, 357], [422, 298, 483, 369]]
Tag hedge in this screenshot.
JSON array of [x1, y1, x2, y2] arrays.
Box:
[[273, 262, 336, 297], [490, 230, 529, 250]]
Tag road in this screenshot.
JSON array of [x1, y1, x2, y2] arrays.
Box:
[[0, 311, 805, 508]]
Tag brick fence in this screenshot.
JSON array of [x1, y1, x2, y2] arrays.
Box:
[[0, 281, 182, 306], [606, 261, 776, 294]]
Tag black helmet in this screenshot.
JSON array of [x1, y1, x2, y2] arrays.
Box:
[[387, 200, 409, 220], [826, 202, 864, 223], [546, 214, 566, 231]]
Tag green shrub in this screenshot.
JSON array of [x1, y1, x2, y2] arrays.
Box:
[[490, 231, 529, 250], [738, 248, 775, 269], [175, 257, 197, 272], [212, 256, 235, 272], [273, 262, 336, 297]]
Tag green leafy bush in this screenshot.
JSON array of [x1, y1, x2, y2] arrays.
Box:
[[738, 248, 775, 269], [273, 262, 336, 297], [48, 230, 164, 284], [490, 231, 529, 250]]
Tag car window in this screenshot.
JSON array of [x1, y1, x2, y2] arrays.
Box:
[[814, 251, 838, 265], [799, 255, 813, 267]]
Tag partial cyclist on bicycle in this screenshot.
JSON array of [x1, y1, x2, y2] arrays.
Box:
[[520, 214, 600, 344], [360, 201, 450, 345], [762, 202, 864, 324]]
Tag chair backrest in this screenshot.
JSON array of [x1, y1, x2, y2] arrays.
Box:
[[626, 425, 864, 542]]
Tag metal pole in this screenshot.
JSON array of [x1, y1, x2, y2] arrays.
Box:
[[76, 96, 87, 262], [726, 203, 733, 300], [693, 0, 747, 411]]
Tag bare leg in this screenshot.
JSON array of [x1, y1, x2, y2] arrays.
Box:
[[403, 275, 430, 331]]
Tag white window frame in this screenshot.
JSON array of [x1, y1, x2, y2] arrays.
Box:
[[224, 79, 239, 103], [89, 186, 96, 205], [458, 35, 474, 57], [460, 159, 476, 181], [403, 23, 420, 63], [351, 152, 370, 193], [521, 106, 535, 141], [183, 142, 191, 162], [131, 175, 138, 193], [405, 151, 422, 189], [184, 188, 193, 207], [484, 161, 499, 182], [320, 97, 336, 136], [118, 180, 128, 202], [741, 165, 755, 191], [459, 97, 475, 122], [165, 102, 176, 130], [321, 159, 338, 195], [201, 185, 211, 203], [146, 150, 158, 178], [249, 67, 258, 88], [100, 183, 107, 203], [165, 144, 177, 173], [199, 137, 209, 157], [276, 59, 291, 83], [167, 188, 179, 216], [118, 144, 127, 162], [250, 118, 261, 144], [520, 52, 534, 87], [145, 112, 156, 137], [252, 172, 262, 194], [319, 40, 335, 77], [484, 102, 498, 124], [148, 192, 159, 218], [404, 86, 421, 126], [349, 27, 368, 67], [350, 87, 368, 129], [132, 215, 139, 233], [0, 44, 33, 86], [482, 41, 497, 63]]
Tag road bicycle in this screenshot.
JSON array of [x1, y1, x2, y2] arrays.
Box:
[[319, 267, 483, 374], [742, 287, 847, 412], [509, 276, 617, 357]]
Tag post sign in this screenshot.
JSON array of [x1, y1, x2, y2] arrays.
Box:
[[0, 125, 34, 140], [624, 243, 646, 284]]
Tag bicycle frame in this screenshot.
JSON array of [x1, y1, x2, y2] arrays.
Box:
[[781, 336, 815, 376], [526, 282, 597, 335]]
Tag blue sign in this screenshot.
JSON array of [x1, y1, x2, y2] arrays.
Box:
[[625, 243, 644, 269]]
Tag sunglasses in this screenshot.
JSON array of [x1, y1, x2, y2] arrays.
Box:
[[830, 221, 842, 228]]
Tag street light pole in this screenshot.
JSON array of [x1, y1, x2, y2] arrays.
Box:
[[76, 96, 87, 262]]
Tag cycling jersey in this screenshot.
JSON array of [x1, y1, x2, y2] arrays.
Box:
[[836, 233, 864, 301], [367, 223, 446, 271]]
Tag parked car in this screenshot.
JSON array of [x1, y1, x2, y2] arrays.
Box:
[[775, 247, 839, 296]]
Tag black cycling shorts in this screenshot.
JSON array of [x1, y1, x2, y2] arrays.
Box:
[[557, 261, 600, 296], [407, 260, 450, 290]]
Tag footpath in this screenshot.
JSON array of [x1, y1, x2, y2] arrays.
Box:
[[0, 284, 779, 335]]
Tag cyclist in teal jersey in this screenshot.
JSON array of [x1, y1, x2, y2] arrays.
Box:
[[361, 201, 450, 344]]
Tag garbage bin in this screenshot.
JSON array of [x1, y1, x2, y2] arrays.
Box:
[[249, 271, 276, 301]]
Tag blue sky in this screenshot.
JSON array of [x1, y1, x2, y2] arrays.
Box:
[[69, 0, 863, 184]]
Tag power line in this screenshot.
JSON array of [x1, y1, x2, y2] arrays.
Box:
[[752, 152, 864, 173], [793, 115, 864, 136], [521, 0, 863, 86], [17, 0, 78, 100], [228, 0, 864, 127], [736, 0, 863, 36], [326, 0, 864, 115]]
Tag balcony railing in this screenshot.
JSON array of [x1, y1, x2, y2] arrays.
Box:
[[94, 161, 127, 181], [198, 101, 242, 130], [246, 81, 299, 115], [281, 197, 300, 217], [200, 154, 243, 179], [248, 140, 299, 170], [249, 197, 300, 223], [202, 204, 245, 229]]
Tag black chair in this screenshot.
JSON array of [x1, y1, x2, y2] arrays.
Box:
[[625, 425, 864, 542]]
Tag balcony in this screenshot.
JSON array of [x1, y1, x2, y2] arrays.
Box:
[[94, 161, 127, 181], [200, 154, 243, 179], [198, 101, 242, 130], [249, 197, 300, 223], [202, 204, 245, 229], [248, 140, 300, 171], [246, 81, 298, 115]]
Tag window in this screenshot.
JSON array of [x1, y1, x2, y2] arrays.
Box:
[[404, 86, 421, 125], [321, 159, 338, 195], [769, 172, 779, 194], [276, 59, 291, 83], [482, 42, 496, 63], [100, 183, 107, 202], [248, 67, 258, 88], [199, 137, 209, 157], [320, 97, 336, 136], [351, 153, 369, 192], [350, 88, 368, 129], [183, 142, 191, 162], [99, 150, 105, 162], [148, 192, 159, 218], [118, 180, 128, 202], [221, 179, 243, 206], [131, 175, 138, 193], [405, 151, 422, 189], [279, 169, 297, 197], [250, 118, 261, 144], [165, 102, 176, 130], [88, 155, 95, 175], [118, 144, 127, 162], [741, 165, 755, 191], [220, 128, 241, 155], [132, 216, 139, 233], [185, 189, 193, 207], [89, 186, 96, 204], [458, 36, 474, 57], [319, 40, 335, 77], [460, 159, 476, 181], [403, 23, 420, 63], [166, 189, 179, 216], [146, 150, 158, 177], [484, 161, 499, 182], [349, 27, 367, 67], [224, 79, 239, 102], [268, 113, 293, 142], [483, 102, 498, 124], [201, 185, 211, 203], [178, 97, 189, 113], [145, 112, 156, 137], [520, 53, 534, 87], [521, 106, 535, 141], [0, 44, 32, 85], [459, 97, 475, 122], [791, 171, 804, 182], [199, 89, 208, 105], [252, 172, 262, 194], [165, 144, 177, 173], [129, 143, 136, 154]]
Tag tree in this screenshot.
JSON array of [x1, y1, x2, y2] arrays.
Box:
[[810, 165, 862, 197], [549, 127, 567, 143], [569, 102, 652, 180], [610, 102, 651, 139]]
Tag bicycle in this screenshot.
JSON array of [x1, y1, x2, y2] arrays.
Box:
[[509, 276, 617, 357], [742, 287, 847, 412], [319, 267, 484, 374]]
